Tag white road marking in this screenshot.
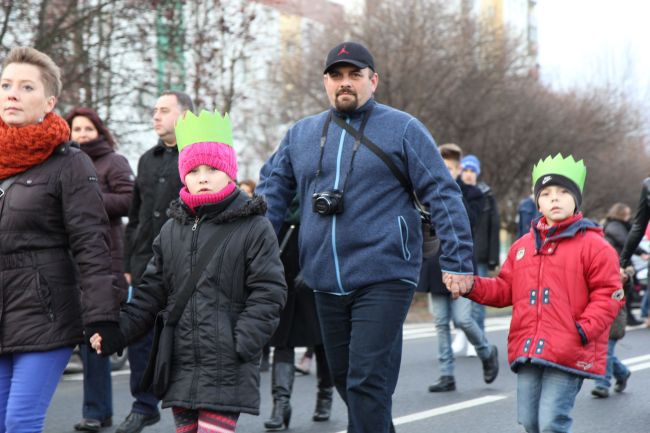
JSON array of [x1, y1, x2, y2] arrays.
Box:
[[333, 395, 508, 433]]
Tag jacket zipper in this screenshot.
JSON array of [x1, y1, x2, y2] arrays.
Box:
[[331, 117, 349, 293], [532, 250, 545, 358], [189, 215, 201, 400]]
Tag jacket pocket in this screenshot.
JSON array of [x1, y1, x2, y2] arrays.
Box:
[[8, 175, 52, 212], [397, 216, 411, 261], [35, 272, 55, 322]]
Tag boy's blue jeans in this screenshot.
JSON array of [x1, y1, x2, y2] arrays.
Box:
[[0, 347, 73, 433], [430, 294, 491, 376], [594, 339, 630, 389], [517, 363, 583, 433]]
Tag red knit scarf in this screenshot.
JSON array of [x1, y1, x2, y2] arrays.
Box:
[[0, 112, 70, 180]]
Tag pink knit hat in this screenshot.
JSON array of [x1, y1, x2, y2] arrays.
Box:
[[178, 141, 238, 184]]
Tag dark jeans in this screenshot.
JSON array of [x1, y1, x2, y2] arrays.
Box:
[[79, 343, 113, 420], [127, 330, 159, 416], [315, 282, 414, 433]]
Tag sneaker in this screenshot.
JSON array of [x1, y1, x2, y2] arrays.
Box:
[[614, 370, 631, 393], [451, 333, 468, 355], [74, 418, 112, 432], [428, 375, 456, 392], [295, 353, 312, 375], [482, 345, 499, 384], [591, 386, 609, 398], [115, 412, 160, 433]]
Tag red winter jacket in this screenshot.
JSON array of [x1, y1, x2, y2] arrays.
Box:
[[468, 214, 623, 378]]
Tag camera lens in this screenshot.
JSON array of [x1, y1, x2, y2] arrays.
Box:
[[314, 196, 331, 214]]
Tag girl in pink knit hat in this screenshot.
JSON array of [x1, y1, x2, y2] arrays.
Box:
[[90, 110, 287, 433]]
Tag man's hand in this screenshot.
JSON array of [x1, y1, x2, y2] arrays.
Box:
[[442, 273, 474, 299], [124, 273, 132, 285]]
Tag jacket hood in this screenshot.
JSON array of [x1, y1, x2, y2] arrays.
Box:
[[168, 190, 267, 225], [533, 213, 603, 251]]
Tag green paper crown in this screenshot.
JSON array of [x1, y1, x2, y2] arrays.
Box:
[[532, 153, 587, 192], [176, 110, 233, 152]]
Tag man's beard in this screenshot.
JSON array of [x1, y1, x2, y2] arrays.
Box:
[[334, 90, 358, 113]]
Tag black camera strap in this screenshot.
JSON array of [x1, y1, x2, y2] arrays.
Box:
[[331, 114, 431, 223], [314, 106, 372, 195]]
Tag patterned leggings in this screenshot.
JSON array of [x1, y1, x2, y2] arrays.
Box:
[[172, 407, 239, 433]]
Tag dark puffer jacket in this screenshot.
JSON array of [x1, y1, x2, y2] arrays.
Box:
[[0, 141, 119, 353], [80, 137, 134, 301], [119, 191, 287, 414]]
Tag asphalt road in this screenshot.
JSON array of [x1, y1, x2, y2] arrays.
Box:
[[45, 315, 650, 433]]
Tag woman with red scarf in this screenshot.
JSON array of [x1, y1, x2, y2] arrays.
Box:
[[0, 47, 120, 433], [66, 107, 134, 432]]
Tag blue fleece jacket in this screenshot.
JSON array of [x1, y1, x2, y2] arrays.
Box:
[[258, 99, 474, 294]]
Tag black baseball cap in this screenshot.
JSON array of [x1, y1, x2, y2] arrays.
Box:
[[323, 42, 375, 74]]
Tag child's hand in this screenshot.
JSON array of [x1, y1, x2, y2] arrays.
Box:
[[443, 273, 473, 299], [89, 333, 103, 354]]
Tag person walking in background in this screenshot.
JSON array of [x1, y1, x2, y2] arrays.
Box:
[[460, 154, 623, 433], [264, 197, 334, 431], [66, 107, 135, 432], [0, 47, 120, 433], [458, 154, 500, 354], [238, 178, 256, 198], [517, 192, 538, 239], [119, 91, 193, 433], [422, 144, 499, 393], [258, 42, 475, 433], [602, 203, 646, 326], [90, 110, 287, 433]]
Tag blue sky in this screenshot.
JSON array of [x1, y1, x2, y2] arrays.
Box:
[[536, 0, 650, 98]]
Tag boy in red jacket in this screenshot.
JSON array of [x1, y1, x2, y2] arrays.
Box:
[[451, 154, 623, 433]]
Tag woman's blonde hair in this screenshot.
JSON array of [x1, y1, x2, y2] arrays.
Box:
[[606, 202, 631, 221], [2, 47, 61, 97]]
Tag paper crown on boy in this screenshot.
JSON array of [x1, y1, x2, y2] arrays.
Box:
[[532, 153, 586, 209], [175, 110, 237, 184]]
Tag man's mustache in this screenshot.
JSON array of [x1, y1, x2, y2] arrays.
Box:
[[336, 88, 357, 97]]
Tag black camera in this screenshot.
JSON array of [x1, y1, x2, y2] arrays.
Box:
[[312, 189, 344, 215]]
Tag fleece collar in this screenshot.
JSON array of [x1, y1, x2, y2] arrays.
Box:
[[168, 190, 267, 225]]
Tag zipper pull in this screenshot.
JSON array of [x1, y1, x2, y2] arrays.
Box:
[[192, 216, 199, 231]]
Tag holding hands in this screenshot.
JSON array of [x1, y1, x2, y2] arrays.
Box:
[[84, 321, 125, 356], [442, 272, 474, 299]]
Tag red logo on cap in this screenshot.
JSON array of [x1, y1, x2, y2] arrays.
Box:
[[338, 46, 350, 56]]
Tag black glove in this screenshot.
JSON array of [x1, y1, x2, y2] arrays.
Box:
[[84, 321, 125, 357]]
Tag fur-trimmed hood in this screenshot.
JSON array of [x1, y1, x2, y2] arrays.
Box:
[[168, 190, 267, 225]]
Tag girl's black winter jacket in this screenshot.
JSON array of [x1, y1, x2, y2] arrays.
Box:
[[119, 191, 287, 414]]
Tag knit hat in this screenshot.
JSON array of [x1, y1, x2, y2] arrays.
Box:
[[176, 110, 237, 183], [532, 154, 586, 210], [461, 154, 481, 176]]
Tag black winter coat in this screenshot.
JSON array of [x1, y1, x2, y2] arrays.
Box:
[[417, 179, 482, 295], [473, 182, 500, 268], [269, 222, 323, 348], [124, 142, 183, 285], [621, 177, 650, 267], [119, 192, 287, 414], [0, 141, 119, 353], [80, 137, 134, 301]]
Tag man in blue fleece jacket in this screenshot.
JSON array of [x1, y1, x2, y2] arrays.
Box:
[[257, 42, 474, 433]]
